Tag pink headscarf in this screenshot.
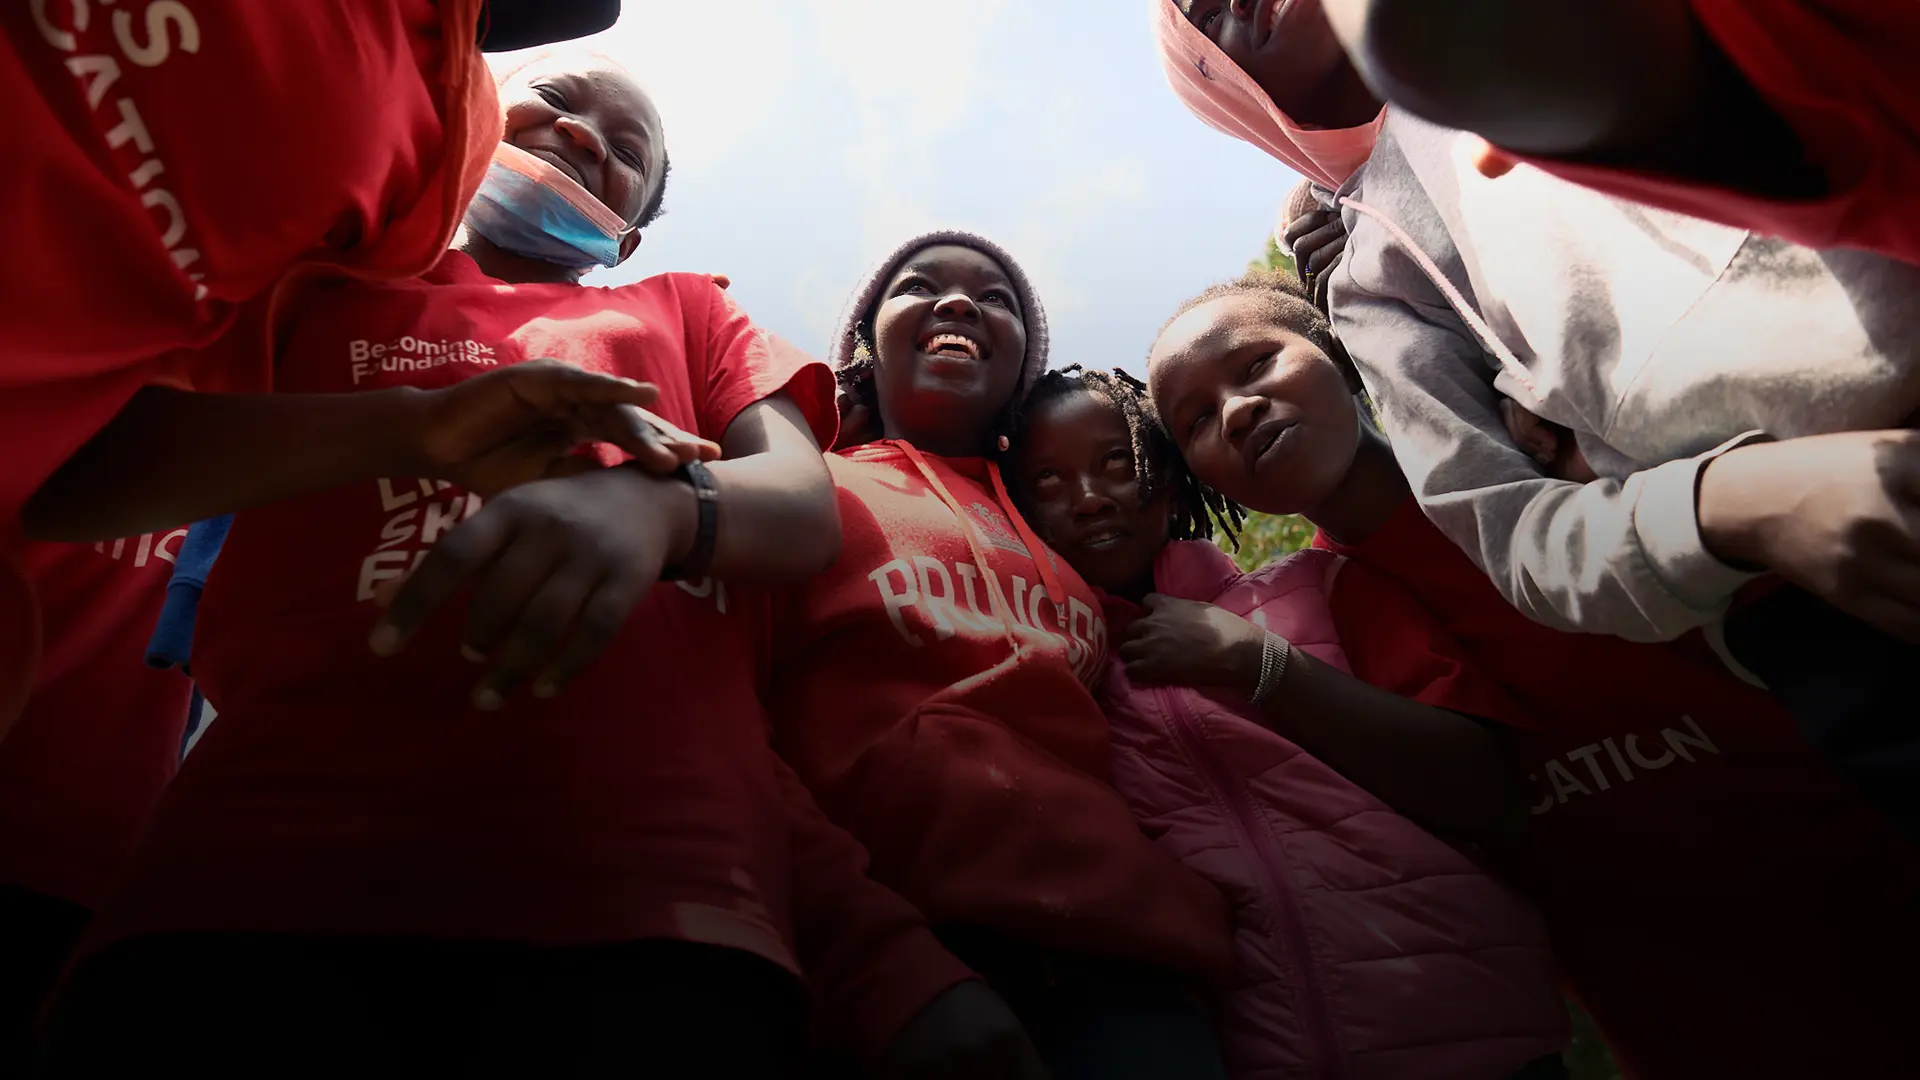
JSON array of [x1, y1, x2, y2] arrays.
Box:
[[1151, 0, 1386, 191]]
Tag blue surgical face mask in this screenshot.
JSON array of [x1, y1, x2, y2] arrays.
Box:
[[464, 142, 632, 270]]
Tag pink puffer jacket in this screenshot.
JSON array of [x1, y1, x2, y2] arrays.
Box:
[[1105, 541, 1567, 1080]]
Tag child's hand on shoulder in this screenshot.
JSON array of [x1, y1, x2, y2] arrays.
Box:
[[1698, 429, 1920, 642], [1120, 594, 1270, 696], [413, 358, 720, 495], [877, 981, 1049, 1080], [366, 464, 696, 709]]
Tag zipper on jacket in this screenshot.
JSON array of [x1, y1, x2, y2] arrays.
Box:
[[1160, 687, 1349, 1079]]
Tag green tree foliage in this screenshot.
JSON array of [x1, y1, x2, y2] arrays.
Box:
[[1251, 235, 1295, 277], [1216, 512, 1315, 572]]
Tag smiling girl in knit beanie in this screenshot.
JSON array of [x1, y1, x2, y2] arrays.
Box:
[[773, 230, 1236, 1080]]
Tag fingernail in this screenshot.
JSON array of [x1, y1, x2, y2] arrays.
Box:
[[474, 688, 505, 712], [532, 681, 557, 700], [369, 625, 401, 656], [460, 644, 486, 664]]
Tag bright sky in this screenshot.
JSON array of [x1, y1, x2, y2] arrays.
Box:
[[533, 1, 1302, 376]]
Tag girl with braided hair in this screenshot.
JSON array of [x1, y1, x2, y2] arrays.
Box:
[[1007, 361, 1568, 1080]]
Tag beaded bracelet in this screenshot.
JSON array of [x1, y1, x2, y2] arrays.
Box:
[[1250, 632, 1292, 705]]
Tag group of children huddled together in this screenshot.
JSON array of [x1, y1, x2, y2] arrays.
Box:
[[4, 1, 1918, 1077]]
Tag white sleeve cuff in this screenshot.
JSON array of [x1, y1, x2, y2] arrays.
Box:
[[1632, 432, 1768, 614]]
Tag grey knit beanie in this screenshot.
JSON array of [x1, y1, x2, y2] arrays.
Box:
[[829, 229, 1051, 405]]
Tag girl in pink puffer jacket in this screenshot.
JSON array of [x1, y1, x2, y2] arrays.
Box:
[[1008, 366, 1567, 1080]]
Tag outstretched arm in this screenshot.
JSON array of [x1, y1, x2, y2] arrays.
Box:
[[369, 391, 841, 707], [1328, 0, 1817, 195], [23, 360, 710, 542]]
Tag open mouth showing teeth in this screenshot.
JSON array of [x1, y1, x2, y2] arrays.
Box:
[[921, 333, 983, 362]]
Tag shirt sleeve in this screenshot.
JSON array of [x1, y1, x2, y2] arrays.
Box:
[[773, 753, 976, 1062], [1509, 0, 1920, 267], [1326, 556, 1536, 730], [1328, 256, 1757, 643], [688, 278, 837, 447]]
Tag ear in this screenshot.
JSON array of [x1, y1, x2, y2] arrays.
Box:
[[617, 229, 643, 264], [1499, 398, 1560, 467]]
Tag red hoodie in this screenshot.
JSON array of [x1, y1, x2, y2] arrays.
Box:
[[1, 0, 501, 731], [1318, 498, 1920, 1078], [74, 256, 968, 1060], [769, 442, 1233, 980]]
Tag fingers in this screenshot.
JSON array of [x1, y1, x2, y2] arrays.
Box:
[[459, 524, 568, 662], [1290, 217, 1346, 262], [1305, 233, 1350, 277], [369, 510, 517, 657], [1283, 208, 1335, 247], [514, 358, 660, 410], [596, 405, 721, 475], [529, 574, 652, 700], [471, 566, 604, 709]]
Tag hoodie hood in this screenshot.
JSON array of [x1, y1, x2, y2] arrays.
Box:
[[1151, 0, 1385, 191], [828, 229, 1051, 404]]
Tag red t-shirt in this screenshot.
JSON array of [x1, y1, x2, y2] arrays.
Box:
[[83, 256, 840, 940], [770, 443, 1234, 980], [1520, 0, 1920, 266], [78, 254, 968, 1060], [1319, 498, 1920, 1077], [1, 0, 501, 739], [1323, 554, 1532, 729], [0, 538, 193, 909]]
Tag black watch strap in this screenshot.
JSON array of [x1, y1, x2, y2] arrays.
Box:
[[661, 460, 718, 582]]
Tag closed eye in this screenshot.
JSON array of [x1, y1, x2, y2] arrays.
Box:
[[535, 85, 568, 110], [1243, 352, 1272, 382]]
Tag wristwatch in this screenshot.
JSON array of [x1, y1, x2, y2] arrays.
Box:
[[659, 460, 718, 582]]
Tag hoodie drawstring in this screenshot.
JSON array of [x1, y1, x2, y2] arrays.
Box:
[[898, 443, 1025, 657], [1336, 196, 1541, 400], [988, 461, 1070, 613], [894, 443, 1076, 660]]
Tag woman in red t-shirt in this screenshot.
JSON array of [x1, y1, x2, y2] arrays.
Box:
[[1145, 265, 1920, 1076], [770, 230, 1240, 1080], [0, 0, 626, 732], [32, 54, 1008, 1078]]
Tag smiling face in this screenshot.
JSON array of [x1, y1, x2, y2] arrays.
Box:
[[1148, 292, 1360, 515], [869, 244, 1029, 457], [1181, 0, 1381, 129], [1016, 388, 1172, 595], [497, 56, 667, 230]]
